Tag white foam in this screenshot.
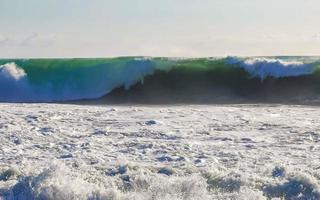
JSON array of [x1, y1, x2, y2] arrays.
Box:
[[228, 57, 316, 79], [1, 103, 320, 199], [0, 63, 26, 81]]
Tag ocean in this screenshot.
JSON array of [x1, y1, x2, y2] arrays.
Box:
[[1, 57, 320, 200]]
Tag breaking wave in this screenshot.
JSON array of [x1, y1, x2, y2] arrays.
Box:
[[0, 57, 320, 103], [228, 57, 316, 79]]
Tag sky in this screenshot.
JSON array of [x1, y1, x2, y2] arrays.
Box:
[[0, 0, 320, 58]]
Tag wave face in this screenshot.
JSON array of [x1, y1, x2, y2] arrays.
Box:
[[0, 58, 174, 102], [0, 57, 320, 103]]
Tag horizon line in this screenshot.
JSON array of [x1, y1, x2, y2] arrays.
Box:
[[0, 54, 320, 60]]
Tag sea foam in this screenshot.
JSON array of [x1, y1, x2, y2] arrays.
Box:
[[228, 57, 316, 79]]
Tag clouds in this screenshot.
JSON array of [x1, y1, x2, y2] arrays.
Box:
[[0, 33, 57, 47], [20, 33, 57, 47], [20, 33, 39, 46], [0, 33, 61, 58], [0, 35, 9, 45]]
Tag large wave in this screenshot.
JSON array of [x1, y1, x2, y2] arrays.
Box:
[[0, 57, 319, 103]]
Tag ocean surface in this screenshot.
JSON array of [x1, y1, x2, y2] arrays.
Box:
[[1, 57, 320, 200], [1, 56, 320, 104]]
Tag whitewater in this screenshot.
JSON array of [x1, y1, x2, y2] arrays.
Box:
[[1, 103, 320, 200]]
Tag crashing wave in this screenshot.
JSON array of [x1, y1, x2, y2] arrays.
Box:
[[227, 57, 316, 79], [0, 57, 319, 103]]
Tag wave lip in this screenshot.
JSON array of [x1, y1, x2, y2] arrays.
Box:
[[228, 57, 316, 80], [0, 62, 26, 80]]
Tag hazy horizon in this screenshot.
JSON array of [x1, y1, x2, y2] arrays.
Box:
[[1, 0, 320, 58]]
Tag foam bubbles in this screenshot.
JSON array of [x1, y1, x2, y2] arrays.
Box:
[[228, 57, 316, 80], [0, 62, 26, 81]]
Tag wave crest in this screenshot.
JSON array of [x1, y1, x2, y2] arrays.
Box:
[[0, 62, 26, 80], [228, 57, 316, 79]]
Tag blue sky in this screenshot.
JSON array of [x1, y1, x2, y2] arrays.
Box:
[[0, 0, 319, 58]]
